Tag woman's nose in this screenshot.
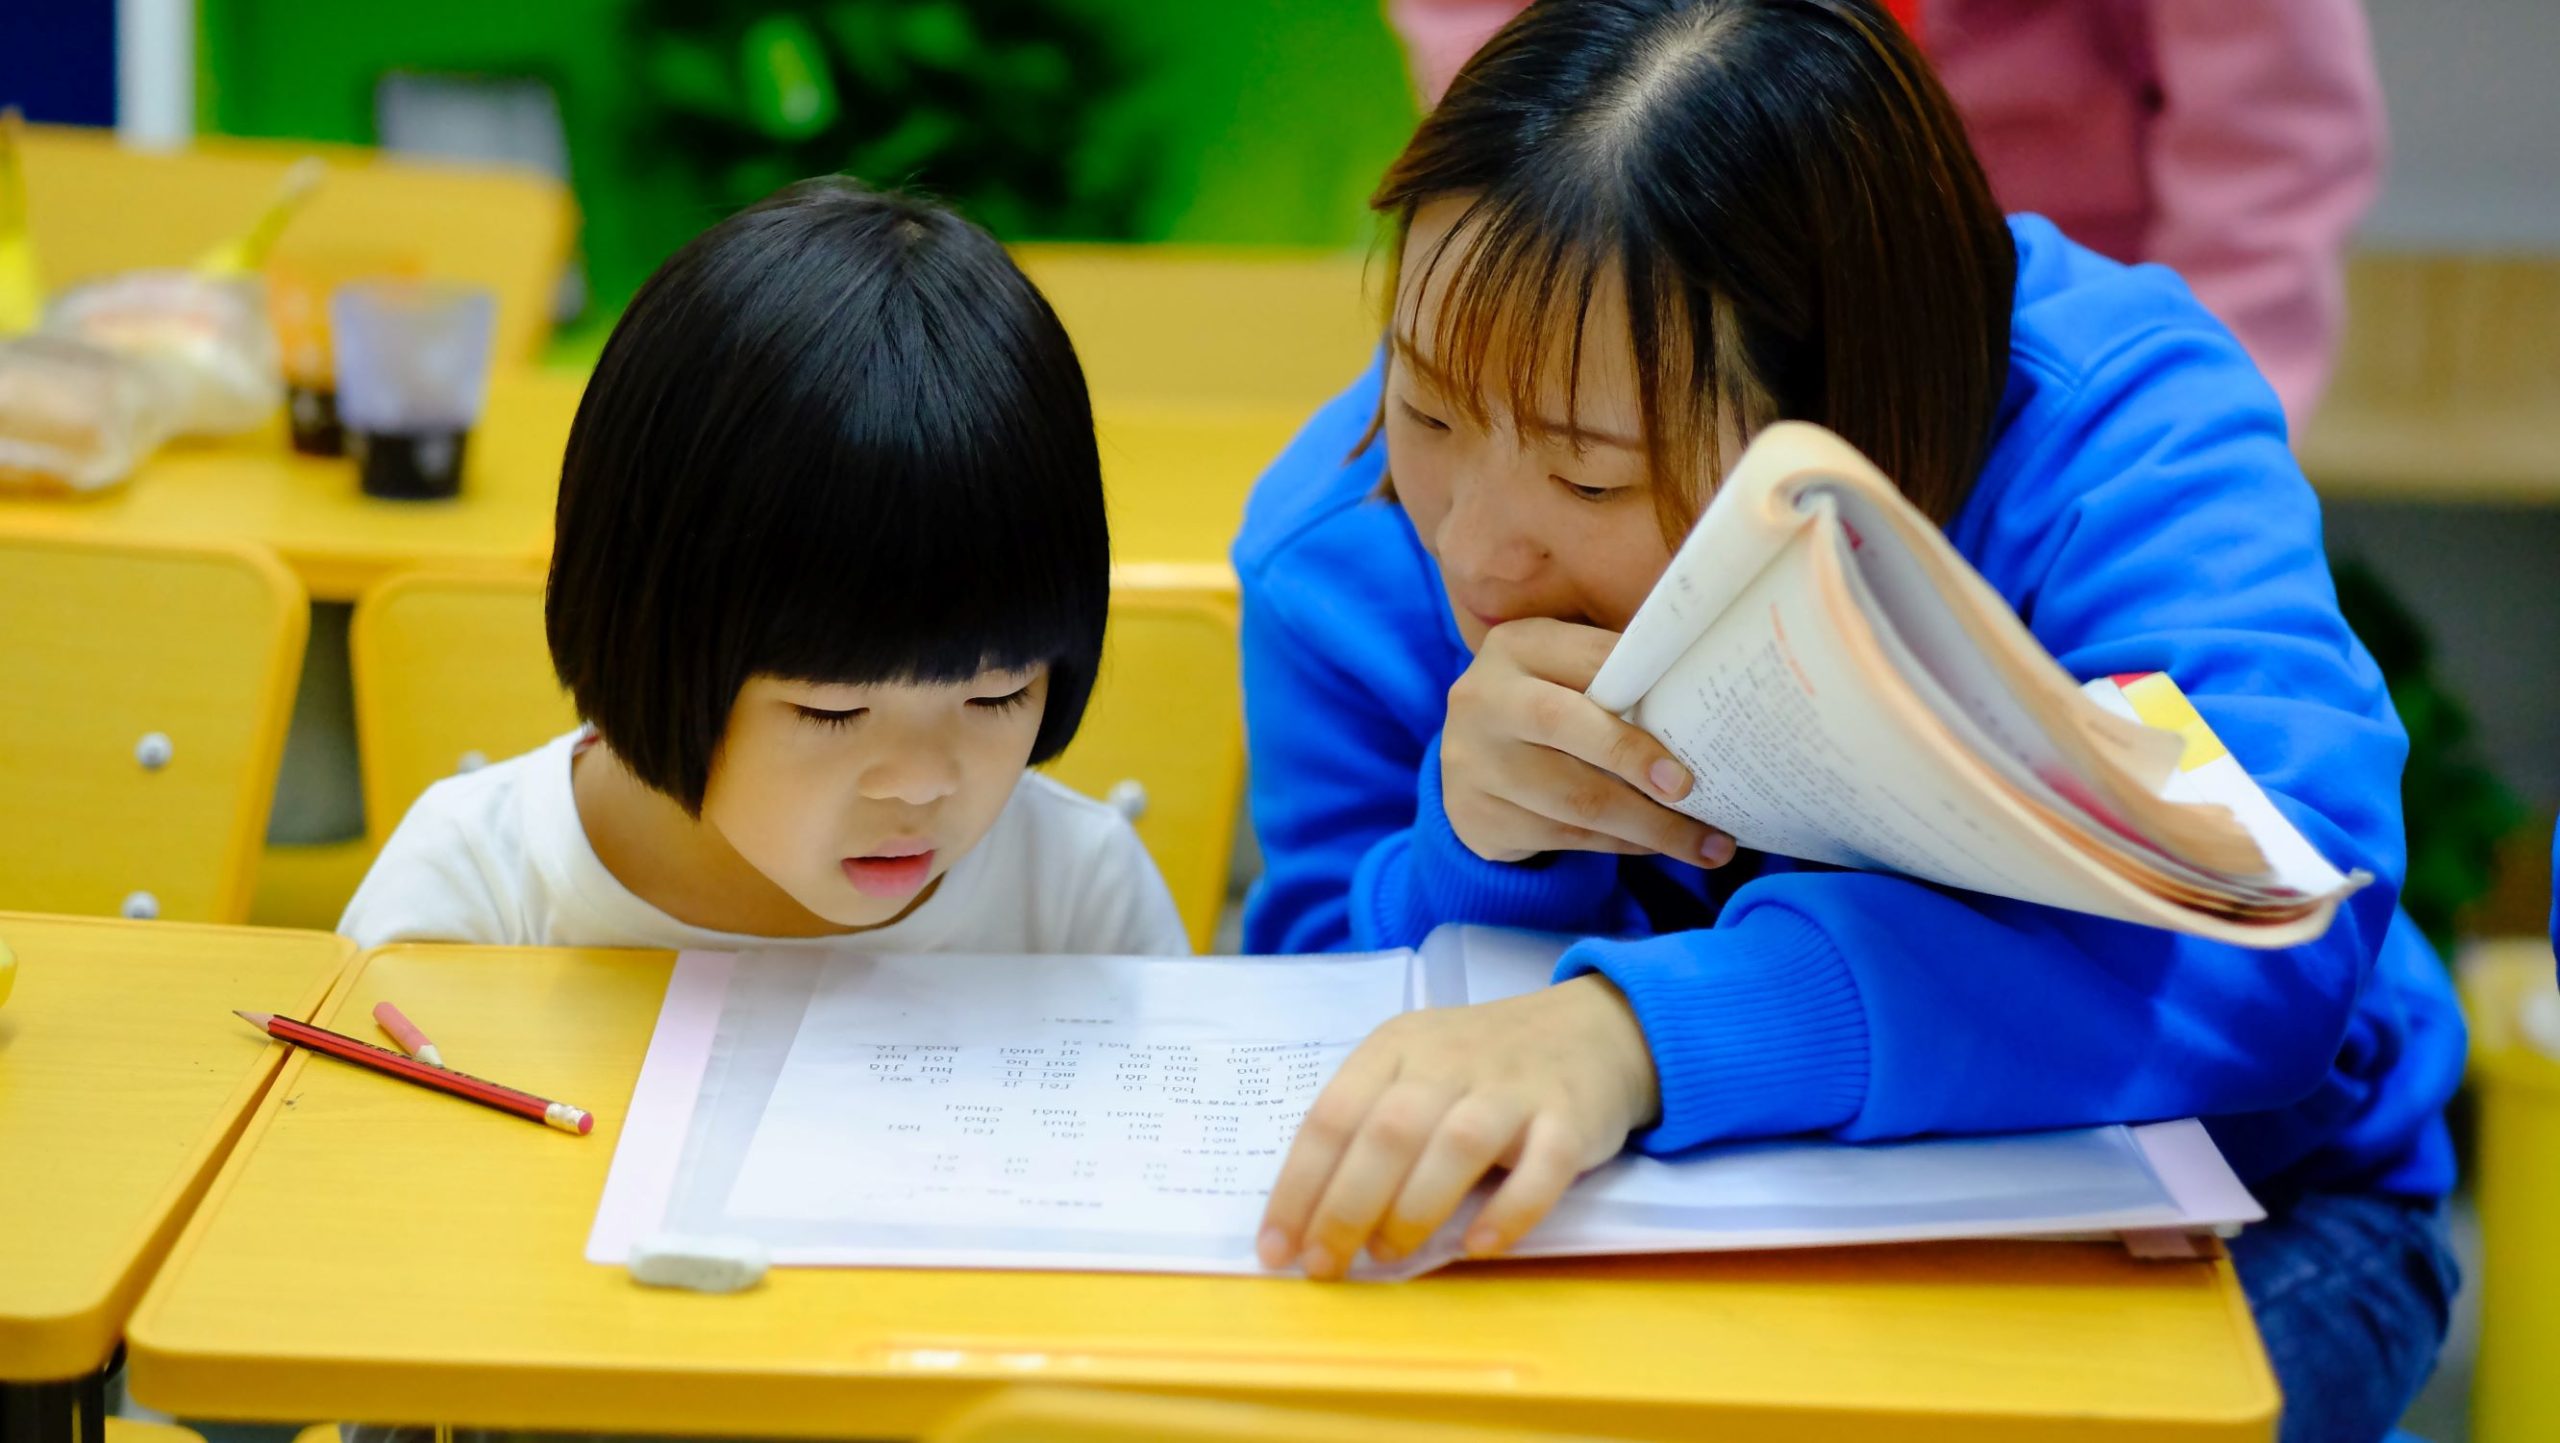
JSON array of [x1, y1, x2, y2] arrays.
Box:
[[1435, 467, 1545, 585]]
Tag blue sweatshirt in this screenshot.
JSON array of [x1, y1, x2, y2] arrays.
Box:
[[1234, 217, 2464, 1199]]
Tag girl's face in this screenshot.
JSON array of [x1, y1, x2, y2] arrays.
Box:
[[1385, 198, 1684, 651], [701, 663, 1050, 927]]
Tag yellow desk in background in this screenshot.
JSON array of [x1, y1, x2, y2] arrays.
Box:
[[0, 376, 1302, 606], [0, 370, 583, 604], [0, 914, 350, 1435], [132, 944, 2277, 1441], [1094, 401, 1307, 573]]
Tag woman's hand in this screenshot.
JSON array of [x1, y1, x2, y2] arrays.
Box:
[[1443, 618, 1735, 866], [1257, 974, 1661, 1280]]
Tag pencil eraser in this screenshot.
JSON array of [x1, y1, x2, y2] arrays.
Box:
[[628, 1233, 769, 1294]]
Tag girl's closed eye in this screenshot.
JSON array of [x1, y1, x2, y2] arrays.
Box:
[[794, 705, 866, 729], [1555, 475, 1622, 503], [971, 684, 1036, 712]]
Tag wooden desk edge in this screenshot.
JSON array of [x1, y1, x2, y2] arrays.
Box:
[[125, 944, 2282, 1439], [0, 918, 354, 1382]]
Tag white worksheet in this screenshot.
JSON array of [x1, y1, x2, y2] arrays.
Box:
[[724, 950, 1407, 1241], [585, 929, 2265, 1278]]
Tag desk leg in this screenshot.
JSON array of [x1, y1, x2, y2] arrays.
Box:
[[0, 1368, 107, 1443], [0, 1381, 75, 1443]]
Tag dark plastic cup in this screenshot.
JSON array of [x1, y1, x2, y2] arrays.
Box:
[[331, 281, 495, 500]]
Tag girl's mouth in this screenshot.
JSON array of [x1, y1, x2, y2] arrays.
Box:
[[842, 849, 936, 897]]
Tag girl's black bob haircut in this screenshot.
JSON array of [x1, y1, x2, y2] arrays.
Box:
[[547, 176, 1109, 814]]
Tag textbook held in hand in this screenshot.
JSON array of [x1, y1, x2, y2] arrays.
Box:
[[1586, 422, 2368, 948]]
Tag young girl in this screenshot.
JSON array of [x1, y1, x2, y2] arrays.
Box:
[[1239, 4, 2460, 1439], [340, 178, 1187, 960]]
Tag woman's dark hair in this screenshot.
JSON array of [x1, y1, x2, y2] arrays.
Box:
[[1374, 0, 2015, 534], [547, 177, 1109, 814]]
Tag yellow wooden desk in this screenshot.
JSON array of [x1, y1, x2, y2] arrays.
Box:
[[1015, 245, 1379, 414], [2298, 252, 2560, 506], [0, 913, 351, 1435], [1094, 401, 1309, 573], [0, 378, 1302, 606], [0, 369, 582, 603], [130, 944, 2276, 1441]]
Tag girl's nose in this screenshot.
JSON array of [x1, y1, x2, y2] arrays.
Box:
[[859, 740, 962, 806]]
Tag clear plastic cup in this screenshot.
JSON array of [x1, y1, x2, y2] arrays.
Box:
[[331, 280, 495, 499]]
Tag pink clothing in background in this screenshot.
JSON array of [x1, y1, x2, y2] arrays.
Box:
[[1385, 0, 2386, 430]]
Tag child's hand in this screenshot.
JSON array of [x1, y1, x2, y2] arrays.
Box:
[[1442, 618, 1735, 867], [1257, 975, 1660, 1280]]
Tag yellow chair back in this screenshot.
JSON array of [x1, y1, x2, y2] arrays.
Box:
[[20, 124, 574, 366], [1043, 565, 1246, 950], [928, 1387, 1630, 1443], [1016, 245, 1379, 412], [2459, 939, 2560, 1443], [349, 568, 573, 854], [351, 567, 1242, 948], [0, 532, 306, 922]]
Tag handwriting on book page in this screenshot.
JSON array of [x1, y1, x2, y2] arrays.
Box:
[[721, 952, 1407, 1238]]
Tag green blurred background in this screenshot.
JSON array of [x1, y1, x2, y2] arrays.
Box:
[[199, 0, 1420, 359]]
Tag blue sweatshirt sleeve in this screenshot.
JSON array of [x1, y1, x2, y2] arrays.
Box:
[[1560, 323, 2412, 1158], [1239, 556, 1637, 953]]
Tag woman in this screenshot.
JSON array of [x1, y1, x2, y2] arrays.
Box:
[[1236, 5, 2461, 1440], [1387, 0, 2388, 431]]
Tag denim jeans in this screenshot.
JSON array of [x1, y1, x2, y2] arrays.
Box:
[[2230, 1189, 2461, 1443]]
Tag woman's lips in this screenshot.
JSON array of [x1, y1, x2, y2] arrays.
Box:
[[842, 851, 936, 898]]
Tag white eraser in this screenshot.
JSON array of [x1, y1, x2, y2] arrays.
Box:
[[628, 1233, 769, 1293]]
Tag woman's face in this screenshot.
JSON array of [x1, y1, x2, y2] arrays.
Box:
[[1384, 197, 1679, 651]]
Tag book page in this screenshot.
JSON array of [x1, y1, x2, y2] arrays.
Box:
[[682, 950, 1410, 1270], [1627, 535, 2180, 925]]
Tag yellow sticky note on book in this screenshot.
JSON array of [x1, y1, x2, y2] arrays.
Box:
[[2113, 671, 2230, 773]]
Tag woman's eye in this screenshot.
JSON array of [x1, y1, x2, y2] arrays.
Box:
[[1555, 476, 1617, 503], [970, 687, 1035, 712], [1398, 399, 1450, 433], [794, 706, 866, 729]]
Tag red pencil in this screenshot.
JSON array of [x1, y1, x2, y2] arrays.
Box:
[[236, 1010, 593, 1135]]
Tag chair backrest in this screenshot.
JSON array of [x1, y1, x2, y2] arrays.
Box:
[[1015, 244, 1379, 412], [351, 567, 1243, 949], [21, 124, 575, 367], [349, 568, 573, 852], [927, 1386, 1628, 1443], [1042, 565, 1246, 950], [0, 533, 306, 922]]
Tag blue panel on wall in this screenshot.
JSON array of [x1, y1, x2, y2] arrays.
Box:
[[0, 0, 117, 127]]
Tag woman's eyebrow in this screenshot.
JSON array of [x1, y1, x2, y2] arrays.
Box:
[[1391, 331, 1640, 449], [1388, 331, 1454, 390], [1518, 413, 1643, 451]]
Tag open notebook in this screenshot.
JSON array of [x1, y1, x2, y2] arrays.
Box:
[[589, 928, 2261, 1280], [1588, 422, 2366, 947]]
